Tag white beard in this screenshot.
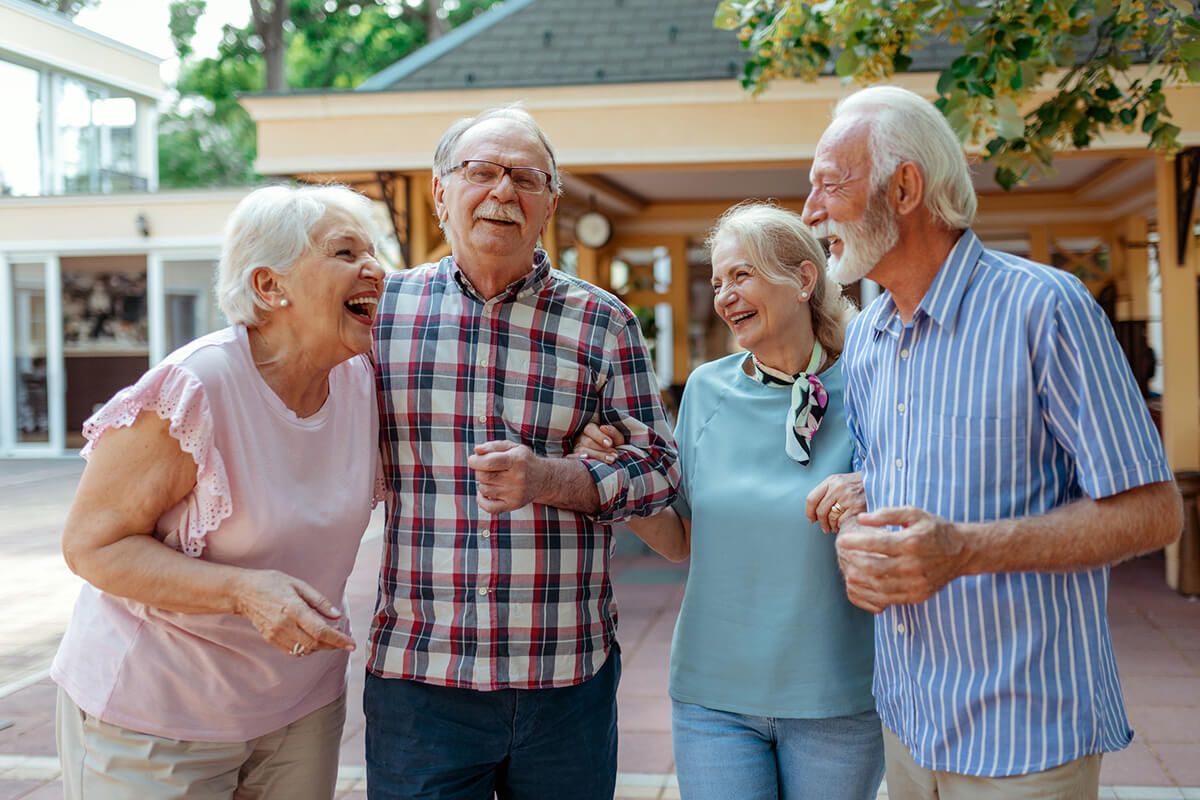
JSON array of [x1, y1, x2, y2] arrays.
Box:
[[819, 188, 899, 286]]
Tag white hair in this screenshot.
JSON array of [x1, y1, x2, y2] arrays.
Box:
[[834, 85, 976, 231], [433, 104, 563, 196], [216, 184, 377, 326]]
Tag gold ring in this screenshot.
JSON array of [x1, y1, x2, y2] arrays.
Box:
[[830, 501, 845, 517], [290, 642, 305, 657]]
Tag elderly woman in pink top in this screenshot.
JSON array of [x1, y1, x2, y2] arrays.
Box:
[[50, 184, 385, 800]]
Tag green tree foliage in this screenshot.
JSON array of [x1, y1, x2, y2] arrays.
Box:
[[159, 0, 501, 188], [714, 0, 1200, 188]]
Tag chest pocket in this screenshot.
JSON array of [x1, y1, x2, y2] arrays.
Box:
[[934, 412, 1020, 441], [914, 411, 1031, 520], [499, 350, 595, 456]]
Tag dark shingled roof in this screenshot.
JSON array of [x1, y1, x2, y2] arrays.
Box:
[[354, 1, 1120, 94], [357, 0, 969, 93], [361, 0, 749, 91]]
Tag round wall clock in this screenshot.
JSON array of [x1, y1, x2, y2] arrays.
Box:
[[574, 210, 613, 249]]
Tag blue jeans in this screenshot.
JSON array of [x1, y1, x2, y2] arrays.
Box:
[[364, 645, 620, 800], [671, 699, 885, 800]]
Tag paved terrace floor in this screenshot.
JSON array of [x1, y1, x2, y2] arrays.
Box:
[[0, 459, 1198, 799]]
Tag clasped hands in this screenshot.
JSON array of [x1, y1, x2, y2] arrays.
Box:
[[810, 472, 972, 614], [468, 440, 548, 514]]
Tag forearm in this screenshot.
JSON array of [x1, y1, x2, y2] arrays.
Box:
[[959, 480, 1182, 574], [530, 456, 602, 513], [627, 508, 690, 562], [67, 527, 251, 615]]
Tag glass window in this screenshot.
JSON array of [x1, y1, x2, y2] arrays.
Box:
[[61, 257, 149, 448], [10, 263, 50, 444], [0, 59, 43, 196], [163, 260, 223, 354], [54, 76, 144, 194]]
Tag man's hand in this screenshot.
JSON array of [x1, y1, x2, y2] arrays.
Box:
[[468, 440, 547, 514], [835, 507, 969, 614]]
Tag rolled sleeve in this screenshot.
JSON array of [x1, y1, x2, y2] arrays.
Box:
[[585, 316, 680, 524]]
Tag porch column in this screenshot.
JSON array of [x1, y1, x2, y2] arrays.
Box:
[[1155, 154, 1200, 472], [666, 235, 690, 384], [405, 174, 427, 270], [1028, 224, 1051, 266], [1119, 214, 1150, 320], [1155, 155, 1200, 590]]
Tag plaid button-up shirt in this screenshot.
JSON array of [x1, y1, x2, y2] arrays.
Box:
[[370, 250, 680, 690]]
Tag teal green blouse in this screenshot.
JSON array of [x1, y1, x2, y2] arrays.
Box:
[[669, 353, 876, 718]]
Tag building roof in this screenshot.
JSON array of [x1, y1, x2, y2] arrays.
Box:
[[358, 0, 966, 93], [359, 0, 749, 91]]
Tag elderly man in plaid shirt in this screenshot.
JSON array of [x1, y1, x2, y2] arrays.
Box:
[[365, 106, 681, 800]]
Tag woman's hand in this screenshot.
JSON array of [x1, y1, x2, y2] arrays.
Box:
[[233, 570, 355, 657], [570, 422, 625, 464], [805, 471, 867, 534], [63, 411, 354, 658]]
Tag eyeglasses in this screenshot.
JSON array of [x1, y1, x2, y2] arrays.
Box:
[[448, 160, 553, 195]]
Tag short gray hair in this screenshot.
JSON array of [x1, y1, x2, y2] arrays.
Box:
[[433, 105, 563, 196], [216, 184, 377, 326], [708, 201, 856, 358], [834, 85, 976, 231]]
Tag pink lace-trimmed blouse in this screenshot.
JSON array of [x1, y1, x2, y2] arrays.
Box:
[[51, 325, 382, 742]]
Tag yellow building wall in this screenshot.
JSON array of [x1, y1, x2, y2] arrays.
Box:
[[0, 191, 245, 249], [0, 3, 161, 98]]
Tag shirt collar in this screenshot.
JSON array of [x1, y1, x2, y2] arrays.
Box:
[[449, 248, 553, 302], [870, 229, 984, 336]]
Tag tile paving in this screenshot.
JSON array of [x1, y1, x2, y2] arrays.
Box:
[[0, 458, 1197, 798]]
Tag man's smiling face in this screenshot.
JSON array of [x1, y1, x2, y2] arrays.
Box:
[[433, 117, 558, 275]]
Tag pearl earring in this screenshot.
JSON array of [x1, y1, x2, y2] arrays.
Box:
[[279, 298, 290, 308], [800, 291, 810, 300]]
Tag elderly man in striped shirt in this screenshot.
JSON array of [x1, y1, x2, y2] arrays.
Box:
[[803, 85, 1182, 799], [365, 106, 680, 799]]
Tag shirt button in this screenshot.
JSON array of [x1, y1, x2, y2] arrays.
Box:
[[478, 415, 487, 424], [477, 586, 489, 596], [896, 622, 907, 634], [479, 357, 488, 367], [895, 458, 904, 470], [481, 528, 490, 539], [896, 403, 906, 414], [899, 348, 910, 359]]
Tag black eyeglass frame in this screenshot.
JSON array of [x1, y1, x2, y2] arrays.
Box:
[[447, 159, 554, 194]]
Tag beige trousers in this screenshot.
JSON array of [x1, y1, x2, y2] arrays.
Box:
[[883, 725, 1102, 800], [56, 687, 346, 800]]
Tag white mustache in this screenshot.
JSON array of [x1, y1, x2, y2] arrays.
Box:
[[812, 221, 840, 240], [474, 201, 525, 225]]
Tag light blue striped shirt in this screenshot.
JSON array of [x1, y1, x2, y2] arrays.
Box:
[[843, 230, 1173, 777]]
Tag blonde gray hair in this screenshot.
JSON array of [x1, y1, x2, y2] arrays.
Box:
[[834, 85, 976, 231], [433, 105, 563, 196], [707, 201, 855, 357], [216, 184, 376, 326]]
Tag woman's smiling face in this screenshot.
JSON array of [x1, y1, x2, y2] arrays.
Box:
[[710, 235, 808, 361], [278, 208, 384, 363]]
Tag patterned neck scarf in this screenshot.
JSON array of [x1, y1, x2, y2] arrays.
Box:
[[749, 340, 828, 465]]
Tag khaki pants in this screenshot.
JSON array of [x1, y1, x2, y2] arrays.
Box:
[[56, 687, 345, 800], [883, 725, 1102, 800]]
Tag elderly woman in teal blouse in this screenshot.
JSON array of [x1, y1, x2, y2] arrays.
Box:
[[575, 202, 883, 800]]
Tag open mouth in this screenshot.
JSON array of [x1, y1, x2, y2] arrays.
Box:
[[481, 217, 519, 227], [344, 294, 378, 324], [822, 235, 842, 256], [727, 310, 756, 327]]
